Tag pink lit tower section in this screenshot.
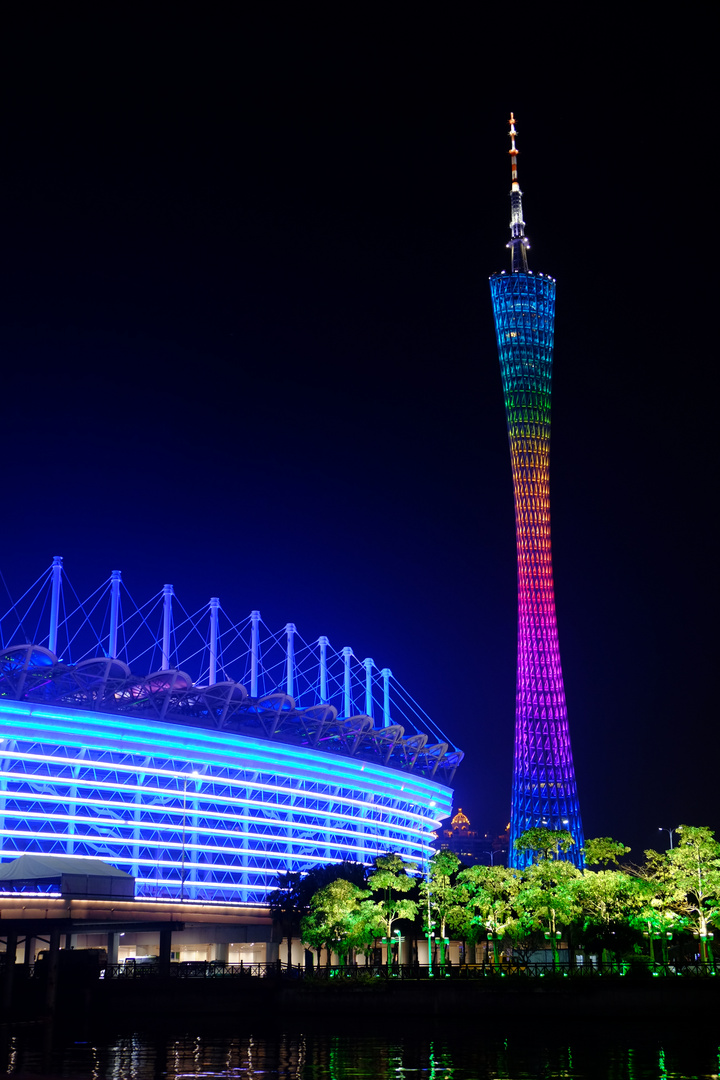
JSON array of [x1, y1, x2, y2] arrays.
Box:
[[489, 114, 584, 868]]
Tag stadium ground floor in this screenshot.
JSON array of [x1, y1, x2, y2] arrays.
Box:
[[0, 893, 463, 970]]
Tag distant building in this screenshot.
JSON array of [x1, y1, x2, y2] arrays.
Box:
[[440, 809, 508, 867]]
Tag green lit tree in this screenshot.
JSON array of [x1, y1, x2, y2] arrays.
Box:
[[514, 858, 582, 966], [628, 849, 681, 959], [583, 837, 631, 868], [366, 853, 418, 957], [300, 878, 378, 966], [574, 868, 645, 965], [628, 832, 720, 964], [667, 826, 720, 961], [269, 860, 366, 966], [419, 849, 461, 965], [514, 827, 575, 863], [451, 864, 521, 966]]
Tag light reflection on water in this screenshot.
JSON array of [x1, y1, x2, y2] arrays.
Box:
[[1, 1025, 719, 1079]]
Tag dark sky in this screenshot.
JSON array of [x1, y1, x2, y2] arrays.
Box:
[[1, 9, 715, 860]]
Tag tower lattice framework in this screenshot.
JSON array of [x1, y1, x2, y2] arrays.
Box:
[[489, 115, 584, 869]]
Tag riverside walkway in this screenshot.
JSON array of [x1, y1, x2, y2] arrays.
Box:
[[4, 959, 720, 1025], [101, 958, 718, 980]]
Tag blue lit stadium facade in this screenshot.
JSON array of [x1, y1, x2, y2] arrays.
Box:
[[0, 563, 459, 903]]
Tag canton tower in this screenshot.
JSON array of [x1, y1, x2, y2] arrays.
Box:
[[489, 114, 584, 869]]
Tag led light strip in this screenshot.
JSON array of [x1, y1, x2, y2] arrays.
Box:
[[0, 811, 428, 860], [2, 703, 447, 800], [0, 826, 411, 864], [0, 700, 446, 898], [0, 787, 429, 845], [0, 741, 448, 820], [0, 765, 439, 832]]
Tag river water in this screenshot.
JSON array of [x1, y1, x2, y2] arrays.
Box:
[[1, 1023, 719, 1079]]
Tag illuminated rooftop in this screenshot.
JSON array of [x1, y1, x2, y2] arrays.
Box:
[[0, 558, 462, 783]]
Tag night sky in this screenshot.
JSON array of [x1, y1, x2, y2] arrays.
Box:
[[1, 10, 715, 861]]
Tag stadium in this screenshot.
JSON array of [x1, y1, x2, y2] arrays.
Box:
[[0, 559, 461, 966]]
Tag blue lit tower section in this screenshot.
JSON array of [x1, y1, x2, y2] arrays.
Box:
[[489, 114, 584, 868]]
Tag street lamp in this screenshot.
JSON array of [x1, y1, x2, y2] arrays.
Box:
[[486, 848, 506, 866], [422, 800, 436, 977], [658, 827, 676, 850]]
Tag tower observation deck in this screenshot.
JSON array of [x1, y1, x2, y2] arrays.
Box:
[[489, 115, 584, 869]]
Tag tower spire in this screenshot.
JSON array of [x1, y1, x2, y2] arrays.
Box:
[[507, 112, 530, 273]]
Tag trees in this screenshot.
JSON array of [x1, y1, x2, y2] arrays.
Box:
[[574, 869, 645, 964], [269, 860, 367, 965], [366, 853, 418, 941], [627, 848, 682, 961], [514, 859, 582, 965], [300, 879, 377, 966], [452, 864, 520, 965], [286, 853, 419, 968], [574, 836, 640, 964], [419, 850, 461, 964], [583, 837, 631, 868], [269, 870, 305, 967], [667, 826, 720, 961], [287, 827, 720, 972], [627, 832, 720, 963], [514, 827, 575, 863]]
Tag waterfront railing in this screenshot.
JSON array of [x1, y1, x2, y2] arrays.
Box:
[[99, 959, 717, 981]]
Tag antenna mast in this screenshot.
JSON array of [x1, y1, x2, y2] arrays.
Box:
[[507, 112, 530, 273]]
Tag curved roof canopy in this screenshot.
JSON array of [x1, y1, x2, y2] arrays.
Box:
[[0, 644, 463, 783]]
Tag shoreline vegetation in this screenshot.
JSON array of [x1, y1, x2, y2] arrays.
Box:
[[270, 828, 720, 972], [2, 826, 718, 1022]]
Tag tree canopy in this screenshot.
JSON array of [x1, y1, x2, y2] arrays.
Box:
[[366, 853, 418, 939], [271, 828, 720, 969], [514, 827, 575, 862], [583, 837, 631, 868]]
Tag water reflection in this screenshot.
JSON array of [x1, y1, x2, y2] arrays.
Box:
[[1, 1024, 719, 1079]]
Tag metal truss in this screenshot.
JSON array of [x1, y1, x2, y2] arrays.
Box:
[[0, 644, 460, 785], [0, 699, 451, 903], [490, 271, 584, 868], [0, 564, 463, 785]]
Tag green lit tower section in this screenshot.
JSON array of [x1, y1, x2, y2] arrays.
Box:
[[489, 114, 584, 869]]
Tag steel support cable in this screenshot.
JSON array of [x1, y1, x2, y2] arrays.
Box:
[[205, 609, 252, 682], [0, 566, 51, 631], [165, 599, 213, 679], [208, 613, 257, 687], [30, 592, 52, 649], [214, 609, 227, 684], [151, 608, 173, 673], [57, 575, 111, 660], [386, 677, 454, 747], [252, 619, 288, 694], [57, 584, 70, 659], [0, 566, 23, 646], [118, 589, 167, 669], [1, 568, 459, 770], [193, 603, 227, 686]]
